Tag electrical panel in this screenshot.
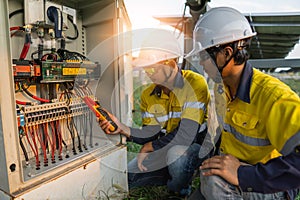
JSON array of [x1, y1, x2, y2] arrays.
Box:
[[0, 0, 132, 199]]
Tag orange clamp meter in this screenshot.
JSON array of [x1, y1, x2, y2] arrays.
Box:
[[83, 96, 118, 132]]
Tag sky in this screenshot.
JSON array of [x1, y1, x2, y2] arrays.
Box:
[[124, 0, 300, 58]]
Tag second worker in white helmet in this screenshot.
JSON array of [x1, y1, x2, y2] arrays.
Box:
[[186, 6, 300, 200]]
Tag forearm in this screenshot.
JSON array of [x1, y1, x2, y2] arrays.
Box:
[[238, 149, 300, 193], [152, 118, 200, 151], [127, 125, 161, 145]]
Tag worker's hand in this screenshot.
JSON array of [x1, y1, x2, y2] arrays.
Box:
[[98, 118, 121, 134], [137, 142, 154, 172], [200, 154, 241, 186], [97, 109, 131, 137]]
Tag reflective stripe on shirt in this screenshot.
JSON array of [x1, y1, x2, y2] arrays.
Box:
[[142, 100, 206, 123], [142, 112, 154, 118], [223, 123, 271, 146]]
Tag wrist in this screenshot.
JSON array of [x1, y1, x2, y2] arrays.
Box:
[[120, 125, 131, 138]]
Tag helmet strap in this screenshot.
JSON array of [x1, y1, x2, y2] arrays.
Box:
[[217, 54, 233, 74], [210, 44, 236, 75], [163, 66, 174, 83], [162, 60, 177, 83]]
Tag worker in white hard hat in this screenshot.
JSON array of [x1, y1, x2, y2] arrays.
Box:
[[186, 7, 300, 200], [99, 29, 211, 197]]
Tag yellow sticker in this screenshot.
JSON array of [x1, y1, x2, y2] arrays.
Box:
[[62, 68, 87, 75]]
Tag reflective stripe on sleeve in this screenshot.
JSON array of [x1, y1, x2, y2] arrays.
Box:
[[142, 112, 181, 124], [280, 130, 300, 156], [183, 102, 206, 111], [142, 112, 169, 124]]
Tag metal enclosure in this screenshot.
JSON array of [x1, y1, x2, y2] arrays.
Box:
[[0, 0, 132, 199]]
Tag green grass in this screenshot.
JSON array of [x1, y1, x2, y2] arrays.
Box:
[[124, 185, 176, 200], [124, 142, 200, 200], [281, 78, 300, 95]]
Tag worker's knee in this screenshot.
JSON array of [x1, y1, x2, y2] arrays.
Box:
[[200, 174, 241, 200]]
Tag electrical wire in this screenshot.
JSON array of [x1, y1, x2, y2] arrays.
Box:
[[82, 112, 88, 150], [57, 48, 89, 61], [67, 117, 77, 155], [19, 127, 29, 164], [31, 48, 52, 60], [49, 122, 57, 163], [21, 83, 51, 103], [9, 8, 24, 19], [15, 83, 33, 105], [25, 126, 40, 169], [16, 100, 32, 105], [36, 124, 48, 166], [19, 32, 31, 60], [55, 120, 63, 160], [10, 26, 24, 37], [89, 111, 93, 147], [73, 116, 82, 152], [66, 15, 79, 40], [41, 52, 60, 61], [173, 3, 187, 39]]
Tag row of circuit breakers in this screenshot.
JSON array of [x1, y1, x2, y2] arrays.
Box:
[[10, 1, 109, 180]]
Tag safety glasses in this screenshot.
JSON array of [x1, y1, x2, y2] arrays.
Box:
[[144, 60, 170, 76], [144, 66, 159, 76]]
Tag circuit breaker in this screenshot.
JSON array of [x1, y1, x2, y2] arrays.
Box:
[[0, 0, 132, 199]]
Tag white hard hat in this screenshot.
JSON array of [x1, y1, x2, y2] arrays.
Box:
[[186, 7, 256, 58], [132, 29, 182, 68]]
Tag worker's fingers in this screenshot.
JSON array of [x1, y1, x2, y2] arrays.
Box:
[[200, 156, 223, 168], [137, 153, 148, 172], [201, 168, 222, 176], [200, 162, 222, 170], [97, 118, 117, 133], [138, 163, 148, 172], [199, 154, 240, 186], [98, 119, 110, 133]]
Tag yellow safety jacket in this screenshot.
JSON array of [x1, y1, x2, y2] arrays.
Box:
[[218, 62, 300, 164], [140, 69, 210, 134]]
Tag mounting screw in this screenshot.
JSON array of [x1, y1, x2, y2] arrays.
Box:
[[9, 163, 16, 172]]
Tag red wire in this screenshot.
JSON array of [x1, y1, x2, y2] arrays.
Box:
[[43, 123, 52, 157], [50, 122, 56, 161], [30, 126, 40, 166], [21, 84, 51, 103], [16, 100, 31, 105], [31, 95, 51, 103], [46, 122, 56, 161], [25, 126, 39, 166], [10, 26, 21, 31], [36, 125, 47, 163], [10, 26, 22, 37], [19, 43, 30, 60], [42, 123, 50, 159]]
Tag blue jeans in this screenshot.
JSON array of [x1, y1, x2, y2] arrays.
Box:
[[199, 174, 294, 200], [128, 143, 205, 196]]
